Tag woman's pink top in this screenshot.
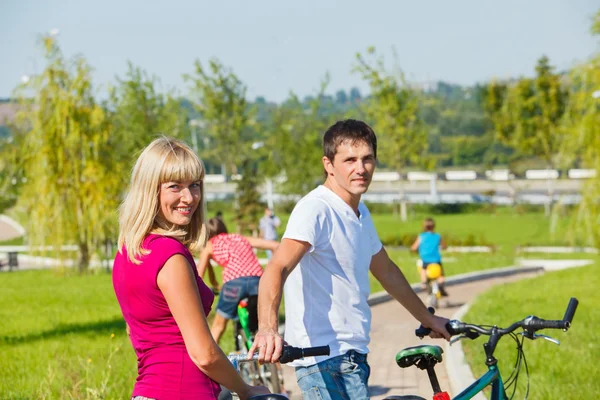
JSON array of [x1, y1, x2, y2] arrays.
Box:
[[209, 233, 264, 283], [113, 234, 220, 399]]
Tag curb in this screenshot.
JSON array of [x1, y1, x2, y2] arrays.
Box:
[[443, 302, 486, 400], [367, 265, 544, 307]]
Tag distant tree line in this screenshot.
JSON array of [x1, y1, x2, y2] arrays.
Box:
[[0, 9, 598, 267]]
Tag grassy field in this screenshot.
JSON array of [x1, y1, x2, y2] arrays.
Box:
[[0, 208, 593, 398], [461, 264, 600, 399], [0, 269, 241, 399]]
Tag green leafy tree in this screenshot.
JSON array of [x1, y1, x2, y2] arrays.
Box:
[[185, 59, 260, 231], [234, 160, 263, 235], [11, 35, 121, 269], [561, 9, 600, 246], [110, 62, 187, 158], [354, 47, 429, 220], [258, 77, 344, 197], [485, 56, 568, 214]]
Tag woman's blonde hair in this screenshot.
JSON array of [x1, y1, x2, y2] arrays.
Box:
[[118, 136, 207, 264]]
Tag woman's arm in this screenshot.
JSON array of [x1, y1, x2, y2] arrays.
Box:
[[158, 254, 259, 399], [246, 236, 279, 251]]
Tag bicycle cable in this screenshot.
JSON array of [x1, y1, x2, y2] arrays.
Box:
[[503, 332, 531, 400]]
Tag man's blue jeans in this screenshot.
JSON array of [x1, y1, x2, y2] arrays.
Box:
[[295, 350, 370, 399]]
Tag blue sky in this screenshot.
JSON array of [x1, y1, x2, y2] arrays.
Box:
[[1, 0, 598, 102]]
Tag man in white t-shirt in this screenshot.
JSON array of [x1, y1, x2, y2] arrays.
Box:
[[249, 119, 450, 399]]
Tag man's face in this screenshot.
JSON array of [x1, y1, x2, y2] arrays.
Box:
[[323, 140, 376, 198]]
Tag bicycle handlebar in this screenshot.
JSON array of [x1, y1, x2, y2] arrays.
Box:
[[228, 345, 330, 367], [415, 297, 579, 339]]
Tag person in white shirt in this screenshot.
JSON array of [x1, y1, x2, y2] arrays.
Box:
[[249, 119, 450, 399], [259, 207, 281, 260]]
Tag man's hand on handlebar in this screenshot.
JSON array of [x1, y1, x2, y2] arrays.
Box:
[[248, 328, 285, 364], [423, 314, 451, 341]]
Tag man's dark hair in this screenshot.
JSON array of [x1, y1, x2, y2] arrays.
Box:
[[322, 120, 377, 177]]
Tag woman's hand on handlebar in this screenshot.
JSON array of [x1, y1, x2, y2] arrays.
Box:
[[248, 328, 285, 364], [239, 384, 271, 400], [423, 314, 451, 341]]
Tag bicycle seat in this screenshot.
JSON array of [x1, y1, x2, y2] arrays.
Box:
[[396, 345, 443, 369], [248, 395, 288, 400]]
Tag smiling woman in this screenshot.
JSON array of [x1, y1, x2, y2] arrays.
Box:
[[112, 136, 269, 400]]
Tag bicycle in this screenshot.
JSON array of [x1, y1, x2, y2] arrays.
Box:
[[383, 297, 579, 400], [417, 261, 445, 308], [212, 289, 284, 394], [227, 345, 330, 400]]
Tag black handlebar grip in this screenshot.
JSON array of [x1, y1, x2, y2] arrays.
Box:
[[543, 320, 568, 330], [415, 321, 459, 338], [301, 345, 331, 358], [279, 345, 331, 364], [415, 326, 431, 338], [279, 346, 301, 364], [563, 297, 579, 325]]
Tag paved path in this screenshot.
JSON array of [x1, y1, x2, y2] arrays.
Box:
[[279, 270, 543, 399], [0, 215, 24, 242]]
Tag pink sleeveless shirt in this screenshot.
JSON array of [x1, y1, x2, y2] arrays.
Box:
[[113, 234, 220, 399]]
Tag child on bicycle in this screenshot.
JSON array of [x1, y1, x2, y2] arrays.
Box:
[[411, 217, 448, 296], [196, 217, 278, 345]]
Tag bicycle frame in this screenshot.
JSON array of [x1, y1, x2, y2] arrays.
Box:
[[237, 300, 254, 350], [453, 364, 507, 400]]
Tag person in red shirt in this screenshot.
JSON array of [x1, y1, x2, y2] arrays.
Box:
[[197, 217, 278, 345]]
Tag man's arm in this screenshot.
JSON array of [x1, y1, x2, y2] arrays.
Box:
[[370, 247, 450, 339], [248, 238, 310, 363]]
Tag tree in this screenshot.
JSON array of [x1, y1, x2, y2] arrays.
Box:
[[354, 47, 429, 220], [258, 78, 342, 197], [485, 56, 568, 214], [110, 62, 187, 157], [185, 59, 260, 231], [11, 35, 121, 270], [184, 59, 254, 175], [561, 9, 600, 246]]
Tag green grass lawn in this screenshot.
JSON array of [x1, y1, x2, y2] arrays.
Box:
[[0, 269, 239, 399], [0, 209, 593, 398], [461, 264, 600, 399]]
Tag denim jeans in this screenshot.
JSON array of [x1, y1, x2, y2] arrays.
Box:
[[295, 350, 371, 400], [215, 276, 260, 320]]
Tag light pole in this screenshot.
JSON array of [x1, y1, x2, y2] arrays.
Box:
[[188, 119, 203, 154]]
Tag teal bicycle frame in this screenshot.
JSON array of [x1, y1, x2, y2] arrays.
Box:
[[454, 364, 506, 399]]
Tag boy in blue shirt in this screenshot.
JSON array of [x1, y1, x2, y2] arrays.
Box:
[[411, 217, 448, 296]]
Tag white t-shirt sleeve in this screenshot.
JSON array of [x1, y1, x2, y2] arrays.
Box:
[[282, 198, 328, 252], [361, 204, 383, 255]]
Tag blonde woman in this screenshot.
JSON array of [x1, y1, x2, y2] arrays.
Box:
[[112, 137, 269, 400]]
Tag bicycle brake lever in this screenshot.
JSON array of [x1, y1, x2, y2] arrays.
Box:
[[449, 335, 468, 346], [520, 332, 561, 345]]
